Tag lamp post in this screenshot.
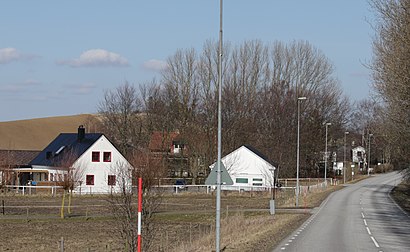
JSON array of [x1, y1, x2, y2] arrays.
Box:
[[269, 168, 275, 215], [344, 131, 349, 184], [367, 133, 373, 176], [296, 96, 306, 207], [324, 122, 331, 187], [215, 0, 223, 250]]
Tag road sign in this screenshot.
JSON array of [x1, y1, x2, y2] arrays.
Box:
[[205, 161, 234, 185]]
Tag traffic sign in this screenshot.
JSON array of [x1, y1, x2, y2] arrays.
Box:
[[205, 161, 233, 185]]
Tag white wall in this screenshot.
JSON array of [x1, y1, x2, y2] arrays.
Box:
[[211, 146, 275, 188], [74, 135, 132, 193]]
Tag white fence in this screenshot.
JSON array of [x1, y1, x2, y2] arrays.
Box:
[[3, 178, 337, 196]]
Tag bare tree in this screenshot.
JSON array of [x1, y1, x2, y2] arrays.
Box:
[[139, 39, 348, 180], [0, 150, 16, 193], [54, 148, 85, 218], [98, 82, 146, 158], [369, 0, 410, 172], [108, 149, 166, 252]]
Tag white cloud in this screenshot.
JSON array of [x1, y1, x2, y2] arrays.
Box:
[[0, 48, 37, 64], [65, 83, 97, 95], [57, 49, 129, 67], [142, 59, 168, 72], [0, 79, 42, 93]]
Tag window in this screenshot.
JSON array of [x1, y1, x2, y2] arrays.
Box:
[[253, 183, 263, 186], [92, 152, 100, 162], [253, 178, 263, 181], [108, 175, 116, 186], [236, 178, 248, 184], [103, 152, 112, 162], [86, 175, 94, 185]]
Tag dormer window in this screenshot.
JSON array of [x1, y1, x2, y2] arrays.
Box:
[[173, 141, 185, 154], [55, 146, 65, 155]]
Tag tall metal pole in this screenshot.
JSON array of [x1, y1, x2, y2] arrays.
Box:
[[367, 133, 373, 176], [137, 177, 142, 252], [343, 131, 349, 184], [324, 123, 331, 186], [296, 97, 306, 207], [215, 0, 223, 251]]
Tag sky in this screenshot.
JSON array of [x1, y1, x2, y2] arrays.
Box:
[[0, 0, 375, 122]]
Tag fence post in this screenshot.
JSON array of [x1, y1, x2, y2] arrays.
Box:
[[60, 237, 64, 252], [2, 200, 5, 215]]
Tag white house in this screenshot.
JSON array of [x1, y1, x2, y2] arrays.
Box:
[[352, 146, 366, 163], [23, 126, 133, 193], [208, 145, 276, 190]]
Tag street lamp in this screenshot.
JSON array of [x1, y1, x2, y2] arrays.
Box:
[[269, 167, 275, 215], [324, 122, 331, 187], [296, 96, 306, 207], [367, 133, 373, 176], [344, 131, 349, 184]]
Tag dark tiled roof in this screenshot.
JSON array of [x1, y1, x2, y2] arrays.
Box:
[[243, 145, 278, 167], [29, 133, 103, 166], [0, 150, 41, 167]]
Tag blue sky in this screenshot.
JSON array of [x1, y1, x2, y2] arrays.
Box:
[[0, 0, 374, 122]]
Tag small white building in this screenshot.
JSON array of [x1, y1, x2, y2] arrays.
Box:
[[352, 146, 366, 163], [209, 145, 276, 190], [26, 126, 133, 193]]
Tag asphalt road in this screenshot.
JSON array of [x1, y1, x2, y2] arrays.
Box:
[[273, 172, 410, 252]]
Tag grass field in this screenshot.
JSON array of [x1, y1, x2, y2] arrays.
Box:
[[0, 184, 342, 252], [0, 114, 100, 150]]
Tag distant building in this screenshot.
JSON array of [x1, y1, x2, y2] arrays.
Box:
[[0, 149, 40, 186], [208, 145, 277, 190]]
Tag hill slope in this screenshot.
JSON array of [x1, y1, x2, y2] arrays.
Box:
[[0, 114, 100, 151]]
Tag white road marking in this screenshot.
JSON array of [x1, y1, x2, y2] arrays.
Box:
[[363, 219, 367, 226], [361, 212, 365, 218], [366, 227, 372, 235], [281, 247, 286, 250], [370, 236, 380, 248]]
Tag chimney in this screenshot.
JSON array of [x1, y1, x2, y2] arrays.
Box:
[[78, 125, 85, 142]]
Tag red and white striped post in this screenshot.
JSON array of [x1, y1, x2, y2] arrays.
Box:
[[137, 177, 142, 252]]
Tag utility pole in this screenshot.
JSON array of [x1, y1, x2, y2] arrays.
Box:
[[324, 122, 331, 186], [344, 131, 349, 184], [215, 0, 223, 251], [367, 133, 373, 176], [296, 96, 306, 207]]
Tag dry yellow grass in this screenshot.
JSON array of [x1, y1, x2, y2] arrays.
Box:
[[172, 212, 308, 252], [0, 114, 100, 150]]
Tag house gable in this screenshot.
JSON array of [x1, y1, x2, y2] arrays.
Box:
[[209, 145, 276, 188], [73, 134, 132, 193]]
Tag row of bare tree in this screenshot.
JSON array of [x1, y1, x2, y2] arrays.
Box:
[[98, 39, 351, 180], [368, 0, 410, 175]]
